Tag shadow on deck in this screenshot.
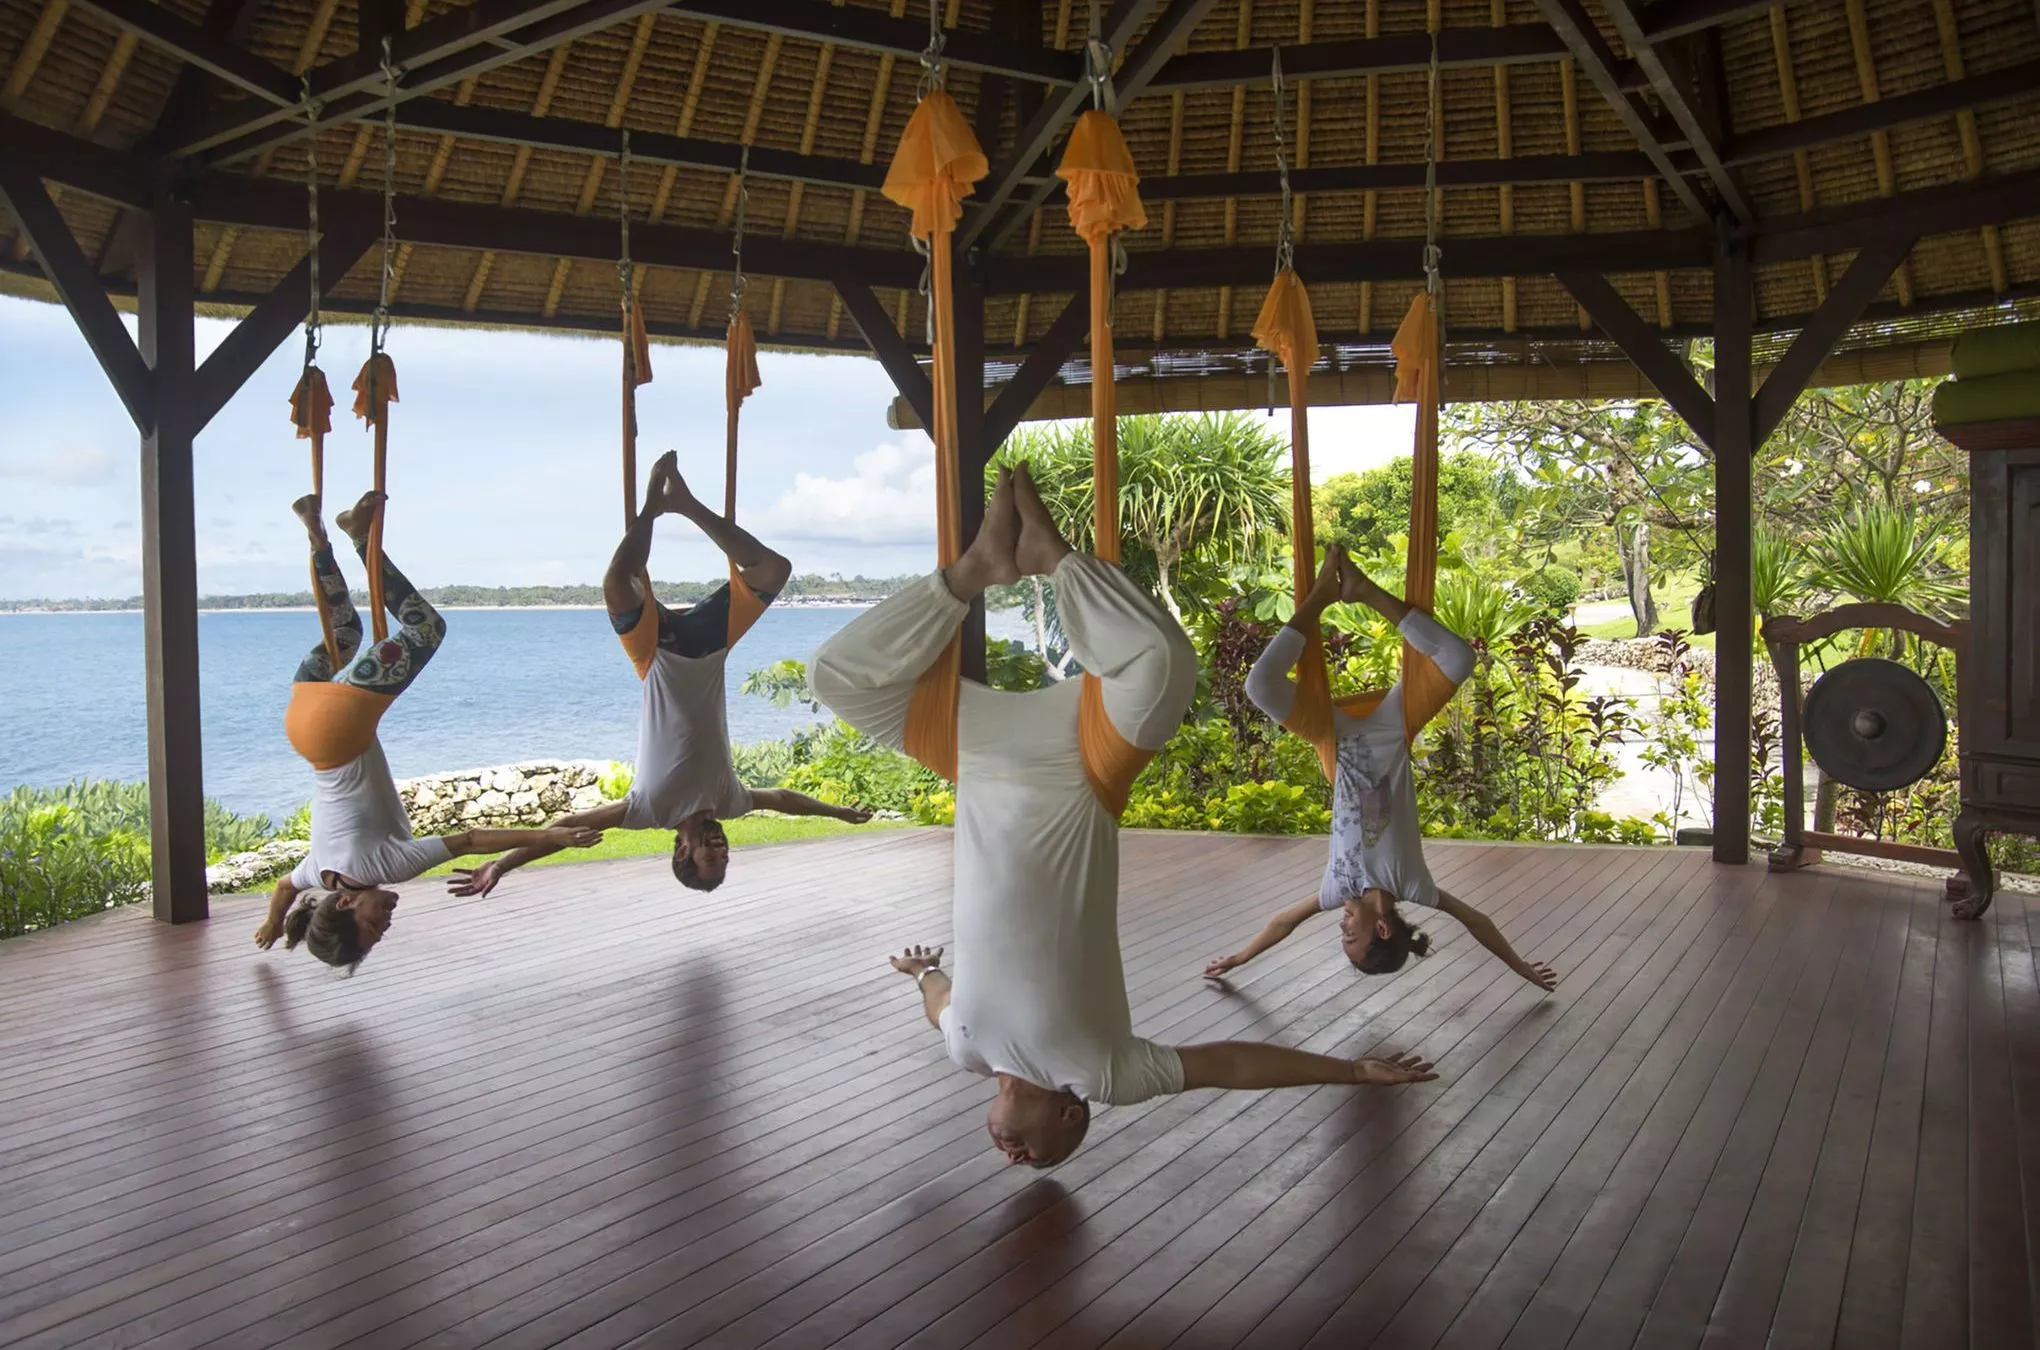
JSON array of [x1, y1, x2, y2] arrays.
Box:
[[1, 831, 2034, 1349]]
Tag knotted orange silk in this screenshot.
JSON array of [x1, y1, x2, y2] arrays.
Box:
[[350, 353, 398, 641], [290, 364, 341, 671], [718, 306, 767, 645], [1257, 279, 1454, 780], [621, 298, 652, 525], [884, 90, 986, 782], [1057, 107, 1157, 815]]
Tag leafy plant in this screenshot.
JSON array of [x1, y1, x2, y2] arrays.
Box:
[[0, 804, 152, 940], [1751, 525, 1806, 622], [597, 761, 634, 800], [731, 740, 795, 789], [985, 638, 1047, 693], [1434, 572, 1538, 646], [1518, 565, 1582, 614], [908, 787, 956, 826], [741, 658, 821, 712], [1809, 503, 1965, 624], [1207, 781, 1332, 835]]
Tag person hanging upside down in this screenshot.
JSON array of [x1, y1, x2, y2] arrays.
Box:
[[813, 466, 1437, 1170], [448, 451, 869, 901], [255, 492, 607, 971], [1206, 544, 1558, 993]]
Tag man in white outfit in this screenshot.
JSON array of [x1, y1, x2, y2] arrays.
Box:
[[812, 466, 1438, 1168]]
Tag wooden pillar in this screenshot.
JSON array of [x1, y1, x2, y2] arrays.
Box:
[[1711, 238, 1755, 866], [954, 257, 990, 684], [137, 189, 209, 923]]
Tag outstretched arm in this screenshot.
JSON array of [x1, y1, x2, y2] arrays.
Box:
[[254, 876, 301, 948], [1204, 895, 1322, 978], [444, 799, 626, 896], [1437, 892, 1558, 992], [889, 945, 950, 1029], [1176, 1043, 1436, 1091], [748, 787, 873, 824]]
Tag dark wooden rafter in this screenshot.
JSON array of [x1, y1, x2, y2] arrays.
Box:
[[1601, 0, 1754, 223], [65, 0, 296, 104], [689, 0, 1075, 86], [174, 0, 677, 161], [1725, 57, 2040, 167], [1532, 0, 1714, 222], [960, 0, 1197, 254], [1151, 22, 1572, 88], [191, 221, 380, 432], [984, 291, 1087, 446], [834, 279, 934, 432], [0, 162, 153, 427], [1640, 0, 1777, 42], [1750, 230, 1915, 444], [1556, 269, 1716, 442]]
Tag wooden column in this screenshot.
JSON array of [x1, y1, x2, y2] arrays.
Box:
[[1711, 238, 1755, 866], [953, 259, 990, 684], [137, 190, 208, 923]]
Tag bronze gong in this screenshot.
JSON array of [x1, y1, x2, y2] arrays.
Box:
[[1800, 657, 1947, 793]]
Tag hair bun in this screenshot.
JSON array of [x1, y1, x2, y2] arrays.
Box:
[[281, 894, 316, 950], [1410, 929, 1433, 958]]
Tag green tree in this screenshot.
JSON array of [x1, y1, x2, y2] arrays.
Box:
[[995, 413, 1289, 625], [1758, 381, 1966, 534], [1312, 451, 1523, 560], [1808, 503, 1966, 654], [1450, 398, 1711, 637]]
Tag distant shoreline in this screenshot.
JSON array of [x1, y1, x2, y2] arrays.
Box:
[[0, 599, 894, 616]]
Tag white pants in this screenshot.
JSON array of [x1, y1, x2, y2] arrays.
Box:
[[811, 553, 1196, 761]]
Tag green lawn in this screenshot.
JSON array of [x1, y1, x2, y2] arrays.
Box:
[[1576, 573, 1716, 650], [417, 813, 908, 878]]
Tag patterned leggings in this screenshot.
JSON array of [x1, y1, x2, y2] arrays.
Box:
[[293, 540, 447, 696]]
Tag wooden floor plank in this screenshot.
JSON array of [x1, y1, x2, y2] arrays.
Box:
[[0, 839, 2029, 1350]]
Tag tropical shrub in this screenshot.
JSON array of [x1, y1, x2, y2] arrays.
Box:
[[1517, 565, 1582, 614], [909, 787, 956, 826], [731, 740, 795, 789], [0, 804, 152, 940], [740, 659, 820, 711], [985, 637, 1047, 693], [1207, 781, 1332, 835], [779, 719, 944, 816], [0, 780, 277, 863]]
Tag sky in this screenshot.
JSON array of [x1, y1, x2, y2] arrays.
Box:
[[0, 293, 1415, 600]]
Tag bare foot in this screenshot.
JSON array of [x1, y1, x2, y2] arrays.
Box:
[[292, 494, 327, 547], [335, 490, 385, 545], [1337, 550, 1380, 605], [646, 450, 699, 517], [1011, 463, 1072, 576], [946, 468, 1020, 599], [1304, 543, 1344, 610]]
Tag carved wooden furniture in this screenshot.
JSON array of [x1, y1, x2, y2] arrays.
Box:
[[1937, 419, 2040, 918]]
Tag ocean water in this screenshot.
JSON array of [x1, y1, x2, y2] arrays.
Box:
[[0, 604, 1030, 824]]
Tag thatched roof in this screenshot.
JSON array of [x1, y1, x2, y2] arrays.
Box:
[[4, 0, 2038, 407]]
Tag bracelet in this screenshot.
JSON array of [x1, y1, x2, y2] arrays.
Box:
[[914, 965, 942, 988]]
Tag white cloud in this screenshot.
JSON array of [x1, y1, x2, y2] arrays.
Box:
[[0, 442, 121, 487], [751, 437, 941, 546]]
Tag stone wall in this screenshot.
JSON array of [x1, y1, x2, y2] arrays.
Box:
[[205, 760, 615, 894], [399, 759, 612, 835], [1576, 637, 1783, 710]]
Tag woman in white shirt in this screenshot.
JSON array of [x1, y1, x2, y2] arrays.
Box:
[[254, 492, 603, 970], [1208, 545, 1558, 993]]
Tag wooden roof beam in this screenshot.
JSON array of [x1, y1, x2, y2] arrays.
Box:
[[174, 0, 673, 161], [392, 98, 887, 194], [1149, 23, 1568, 89], [66, 0, 296, 105], [1724, 57, 2040, 166], [1531, 0, 1714, 222], [1142, 151, 1663, 201], [684, 0, 1078, 86], [1599, 0, 1753, 223], [967, 0, 1220, 254], [1639, 0, 1775, 43]]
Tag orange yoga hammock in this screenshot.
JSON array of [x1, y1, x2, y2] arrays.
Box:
[[289, 362, 340, 670], [886, 86, 986, 785], [1254, 275, 1455, 781], [350, 352, 398, 643]]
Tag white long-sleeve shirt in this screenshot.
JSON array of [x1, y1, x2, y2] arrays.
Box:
[[1246, 611, 1476, 912]]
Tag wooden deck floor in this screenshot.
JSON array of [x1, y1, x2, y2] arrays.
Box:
[[1, 831, 2036, 1350]]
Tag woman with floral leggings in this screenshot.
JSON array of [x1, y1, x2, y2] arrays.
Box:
[[253, 491, 603, 972]]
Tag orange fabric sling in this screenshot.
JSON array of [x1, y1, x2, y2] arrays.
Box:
[[350, 353, 398, 643], [1255, 277, 1453, 780], [290, 363, 341, 672], [1059, 106, 1157, 816], [883, 87, 986, 783]]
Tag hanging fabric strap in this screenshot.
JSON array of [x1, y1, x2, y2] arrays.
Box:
[[619, 129, 653, 526], [353, 38, 401, 641], [292, 74, 340, 671], [882, 11, 986, 782], [1055, 54, 1156, 816], [720, 147, 768, 644]]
